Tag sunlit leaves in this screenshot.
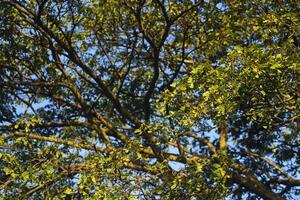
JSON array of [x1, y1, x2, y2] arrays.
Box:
[[0, 0, 299, 199]]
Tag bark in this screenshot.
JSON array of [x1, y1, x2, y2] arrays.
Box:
[[232, 173, 285, 200]]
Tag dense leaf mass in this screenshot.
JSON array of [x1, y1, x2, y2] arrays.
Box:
[[0, 0, 299, 199]]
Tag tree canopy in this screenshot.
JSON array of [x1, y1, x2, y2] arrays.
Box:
[[0, 0, 299, 199]]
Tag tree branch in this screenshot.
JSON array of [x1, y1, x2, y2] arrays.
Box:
[[231, 172, 285, 200], [231, 162, 285, 200]]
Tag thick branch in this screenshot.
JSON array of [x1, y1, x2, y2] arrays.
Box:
[[231, 162, 285, 200], [12, 132, 106, 152], [232, 173, 285, 200], [219, 123, 228, 152], [270, 178, 300, 187]]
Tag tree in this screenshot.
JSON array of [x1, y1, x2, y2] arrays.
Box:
[[0, 0, 299, 199]]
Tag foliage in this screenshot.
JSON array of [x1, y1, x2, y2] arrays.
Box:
[[0, 0, 299, 199]]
